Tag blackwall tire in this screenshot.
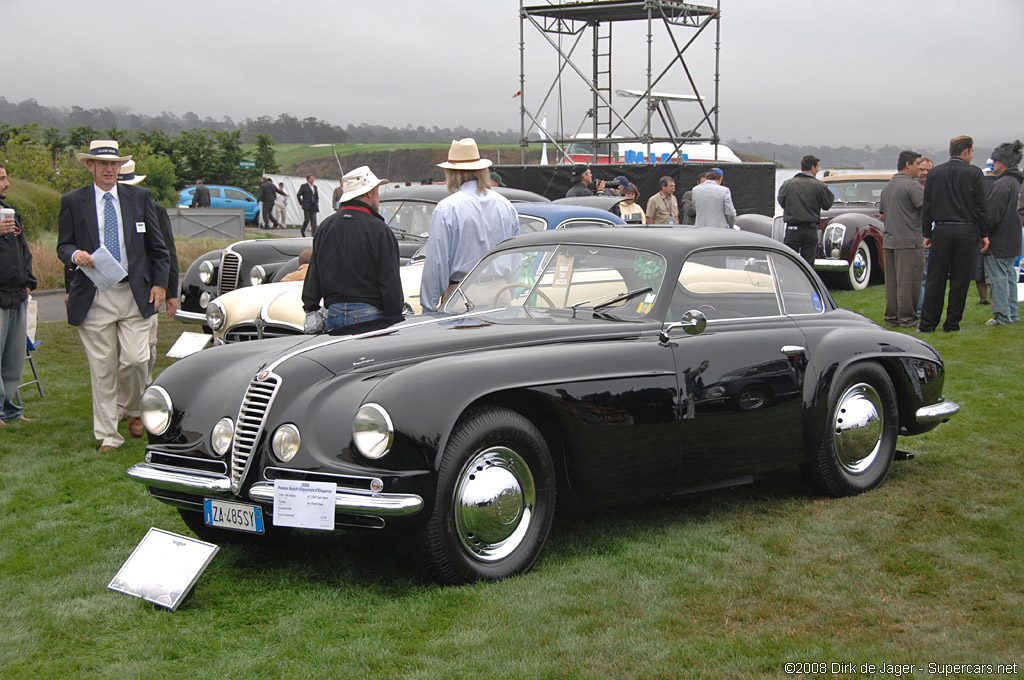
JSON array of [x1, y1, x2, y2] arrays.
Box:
[[809, 362, 898, 497], [418, 406, 556, 585]]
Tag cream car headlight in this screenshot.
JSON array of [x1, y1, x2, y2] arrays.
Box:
[[211, 418, 234, 457], [199, 259, 216, 285], [272, 424, 301, 462], [206, 300, 226, 331], [140, 386, 172, 436], [250, 265, 267, 286], [353, 404, 393, 460]]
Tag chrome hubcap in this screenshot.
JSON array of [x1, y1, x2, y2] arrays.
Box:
[[832, 382, 883, 473], [852, 247, 869, 283], [454, 447, 535, 562]]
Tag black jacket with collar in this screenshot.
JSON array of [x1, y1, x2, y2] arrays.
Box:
[[985, 167, 1023, 258], [0, 200, 37, 309]]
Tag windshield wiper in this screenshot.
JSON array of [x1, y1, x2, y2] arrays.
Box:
[[592, 287, 653, 311]]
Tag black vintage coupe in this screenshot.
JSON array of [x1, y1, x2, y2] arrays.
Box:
[[129, 227, 958, 584]]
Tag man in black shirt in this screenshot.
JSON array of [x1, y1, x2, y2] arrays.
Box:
[[919, 135, 990, 332], [301, 166, 402, 333]]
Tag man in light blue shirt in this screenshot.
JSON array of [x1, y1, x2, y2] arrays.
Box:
[[419, 139, 519, 312]]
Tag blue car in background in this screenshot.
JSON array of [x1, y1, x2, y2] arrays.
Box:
[[177, 185, 261, 223]]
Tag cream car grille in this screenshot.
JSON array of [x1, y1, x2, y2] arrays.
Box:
[[230, 373, 280, 494], [219, 252, 241, 295]]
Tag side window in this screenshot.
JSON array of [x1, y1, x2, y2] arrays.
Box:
[[518, 215, 547, 234], [560, 219, 615, 229], [671, 249, 781, 321], [224, 189, 249, 201], [771, 254, 825, 315]]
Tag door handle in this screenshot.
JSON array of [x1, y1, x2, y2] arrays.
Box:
[[780, 345, 805, 356]]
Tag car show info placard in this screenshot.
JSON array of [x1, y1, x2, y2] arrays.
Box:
[[273, 480, 337, 530]]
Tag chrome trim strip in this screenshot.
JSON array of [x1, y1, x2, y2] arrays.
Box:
[[814, 258, 850, 271], [916, 400, 959, 423], [248, 482, 423, 517], [175, 310, 207, 323], [127, 462, 231, 496], [264, 310, 499, 373]]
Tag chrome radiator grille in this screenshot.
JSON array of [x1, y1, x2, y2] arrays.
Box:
[[219, 252, 241, 295], [230, 373, 281, 494]]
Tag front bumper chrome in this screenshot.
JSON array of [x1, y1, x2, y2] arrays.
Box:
[[813, 258, 850, 271], [127, 463, 423, 518], [915, 400, 960, 424], [174, 309, 207, 324]]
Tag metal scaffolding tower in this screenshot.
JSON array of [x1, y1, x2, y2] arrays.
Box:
[[519, 0, 723, 164]]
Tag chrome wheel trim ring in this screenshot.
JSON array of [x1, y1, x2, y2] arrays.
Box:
[[832, 382, 884, 474], [454, 446, 536, 563], [851, 244, 870, 285]]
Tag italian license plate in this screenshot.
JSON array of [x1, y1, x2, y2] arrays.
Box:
[[203, 499, 265, 534]]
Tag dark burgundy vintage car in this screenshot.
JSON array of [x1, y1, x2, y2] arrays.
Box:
[[741, 172, 892, 291], [129, 227, 958, 584]]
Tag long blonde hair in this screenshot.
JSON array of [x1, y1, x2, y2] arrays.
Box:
[[444, 167, 491, 195]]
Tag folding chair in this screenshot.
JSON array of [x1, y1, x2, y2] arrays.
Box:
[[14, 336, 43, 406]]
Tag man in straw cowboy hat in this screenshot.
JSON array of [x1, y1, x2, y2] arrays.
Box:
[[301, 165, 403, 333], [57, 140, 169, 451], [419, 138, 519, 312], [115, 160, 179, 419]]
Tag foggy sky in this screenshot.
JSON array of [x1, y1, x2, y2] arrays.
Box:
[[6, 0, 1023, 150]]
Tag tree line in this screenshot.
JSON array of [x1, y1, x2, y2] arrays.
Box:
[[0, 122, 279, 206], [0, 97, 519, 145]]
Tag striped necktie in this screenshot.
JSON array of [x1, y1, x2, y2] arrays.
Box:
[[103, 192, 120, 263]]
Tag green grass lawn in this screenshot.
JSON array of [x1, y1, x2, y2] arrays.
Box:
[[1, 287, 1021, 679]]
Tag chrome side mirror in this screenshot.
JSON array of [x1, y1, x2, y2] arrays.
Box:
[[660, 309, 707, 344]]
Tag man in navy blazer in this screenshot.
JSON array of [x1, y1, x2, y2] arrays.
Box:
[[57, 140, 169, 450]]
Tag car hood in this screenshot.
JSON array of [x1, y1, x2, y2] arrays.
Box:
[[269, 310, 644, 377]]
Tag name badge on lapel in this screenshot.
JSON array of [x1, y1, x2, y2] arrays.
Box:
[[135, 222, 146, 233]]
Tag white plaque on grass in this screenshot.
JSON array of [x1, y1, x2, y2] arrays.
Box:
[[273, 480, 337, 530], [167, 331, 212, 358], [108, 528, 219, 611]]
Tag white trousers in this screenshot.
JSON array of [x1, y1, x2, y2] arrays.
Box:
[[77, 282, 151, 447]]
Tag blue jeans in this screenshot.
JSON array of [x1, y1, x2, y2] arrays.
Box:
[[0, 299, 27, 421], [983, 255, 1019, 323], [325, 302, 383, 331]]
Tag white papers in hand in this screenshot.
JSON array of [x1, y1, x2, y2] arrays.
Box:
[[81, 246, 128, 292]]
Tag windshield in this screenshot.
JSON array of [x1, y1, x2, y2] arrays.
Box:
[[444, 243, 666, 319], [826, 180, 885, 204], [379, 200, 436, 237]]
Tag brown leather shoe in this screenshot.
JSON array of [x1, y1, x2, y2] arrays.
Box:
[[99, 445, 119, 452], [14, 416, 36, 422], [128, 417, 145, 438]]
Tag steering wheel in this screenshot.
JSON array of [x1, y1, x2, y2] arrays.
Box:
[[492, 282, 555, 307]]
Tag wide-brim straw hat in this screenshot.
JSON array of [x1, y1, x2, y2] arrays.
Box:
[[338, 166, 388, 204], [116, 160, 146, 185], [437, 138, 492, 170], [76, 139, 131, 166]]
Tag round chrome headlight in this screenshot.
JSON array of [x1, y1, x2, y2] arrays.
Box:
[[199, 291, 212, 310], [140, 386, 172, 436], [250, 265, 267, 286], [272, 424, 301, 462], [352, 404, 393, 460], [199, 259, 216, 285], [210, 418, 234, 457], [206, 300, 226, 331]]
